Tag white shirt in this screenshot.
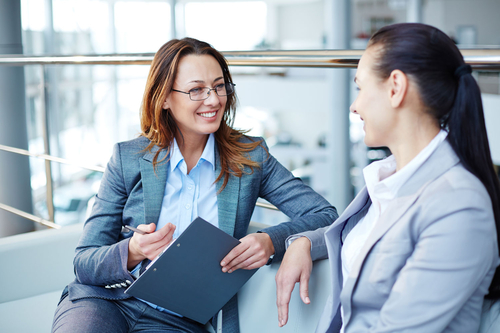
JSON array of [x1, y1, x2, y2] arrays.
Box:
[[340, 130, 448, 331]]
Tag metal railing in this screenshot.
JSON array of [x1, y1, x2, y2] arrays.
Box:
[[1, 49, 500, 68], [1, 48, 500, 229]]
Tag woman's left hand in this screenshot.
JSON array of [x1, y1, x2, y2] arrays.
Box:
[[220, 233, 275, 273]]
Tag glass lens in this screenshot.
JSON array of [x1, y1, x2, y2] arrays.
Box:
[[190, 87, 209, 100], [219, 83, 235, 96]]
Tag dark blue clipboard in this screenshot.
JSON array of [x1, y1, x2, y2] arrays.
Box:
[[124, 217, 258, 324]]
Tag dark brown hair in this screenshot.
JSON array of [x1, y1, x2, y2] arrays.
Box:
[[140, 38, 262, 191]]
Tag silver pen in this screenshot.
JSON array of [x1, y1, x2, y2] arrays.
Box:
[[123, 225, 149, 235]]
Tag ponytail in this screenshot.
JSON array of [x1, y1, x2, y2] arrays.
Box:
[[446, 67, 500, 298]]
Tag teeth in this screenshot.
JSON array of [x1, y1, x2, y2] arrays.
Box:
[[199, 112, 216, 118]]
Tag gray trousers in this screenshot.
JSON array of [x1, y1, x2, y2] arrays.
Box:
[[52, 293, 209, 333]]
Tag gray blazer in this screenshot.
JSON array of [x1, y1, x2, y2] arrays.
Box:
[[300, 139, 499, 333], [64, 135, 337, 333]]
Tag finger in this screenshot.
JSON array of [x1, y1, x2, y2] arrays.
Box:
[[145, 223, 175, 244], [223, 247, 255, 272], [229, 256, 266, 272], [137, 223, 156, 233], [299, 273, 311, 304], [276, 277, 293, 327], [221, 243, 247, 268]]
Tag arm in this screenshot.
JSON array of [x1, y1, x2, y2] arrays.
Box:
[[220, 139, 337, 272], [275, 225, 331, 327], [257, 139, 338, 262], [368, 188, 497, 332], [73, 143, 132, 286], [275, 236, 313, 327], [73, 143, 175, 285]]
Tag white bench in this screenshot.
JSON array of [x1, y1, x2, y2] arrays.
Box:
[[1, 222, 498, 333], [0, 222, 331, 333]]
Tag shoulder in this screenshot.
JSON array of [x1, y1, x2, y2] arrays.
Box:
[[238, 135, 265, 145], [114, 135, 153, 160], [425, 163, 490, 204], [415, 163, 494, 231], [237, 135, 268, 160]]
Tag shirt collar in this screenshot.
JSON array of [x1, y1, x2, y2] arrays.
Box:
[[170, 133, 215, 172], [363, 129, 448, 201]]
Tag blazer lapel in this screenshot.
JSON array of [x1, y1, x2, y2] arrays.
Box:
[[215, 146, 240, 237], [140, 148, 169, 226], [340, 139, 461, 326], [325, 187, 369, 240]]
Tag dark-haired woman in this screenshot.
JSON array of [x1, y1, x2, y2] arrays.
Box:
[[276, 23, 500, 333], [51, 38, 337, 333]]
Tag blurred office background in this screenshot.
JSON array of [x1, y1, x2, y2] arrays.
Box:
[[1, 0, 500, 236]]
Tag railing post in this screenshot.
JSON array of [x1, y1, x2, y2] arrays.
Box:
[[40, 65, 55, 223]]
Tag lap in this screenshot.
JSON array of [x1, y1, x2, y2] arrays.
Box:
[[52, 295, 128, 333], [52, 295, 209, 333]]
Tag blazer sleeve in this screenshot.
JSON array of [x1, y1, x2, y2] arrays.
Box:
[[257, 139, 338, 262], [367, 187, 498, 332], [285, 226, 330, 261], [73, 143, 136, 286]]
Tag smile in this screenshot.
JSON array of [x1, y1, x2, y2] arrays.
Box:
[[198, 111, 217, 118]]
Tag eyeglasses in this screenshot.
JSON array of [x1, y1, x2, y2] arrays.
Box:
[[172, 82, 236, 101]]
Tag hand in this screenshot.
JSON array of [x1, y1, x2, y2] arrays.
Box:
[[220, 233, 275, 273], [275, 237, 312, 327], [127, 223, 176, 269]]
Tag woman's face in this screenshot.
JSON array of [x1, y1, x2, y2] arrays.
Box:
[[163, 54, 227, 142], [350, 46, 396, 147]]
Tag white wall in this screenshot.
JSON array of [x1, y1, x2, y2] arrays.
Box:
[[424, 0, 500, 45], [483, 93, 500, 165]]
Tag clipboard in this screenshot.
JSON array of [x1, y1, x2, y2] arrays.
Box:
[[124, 217, 258, 324]]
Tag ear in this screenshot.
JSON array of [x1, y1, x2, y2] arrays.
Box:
[[387, 69, 408, 108], [162, 95, 170, 110]]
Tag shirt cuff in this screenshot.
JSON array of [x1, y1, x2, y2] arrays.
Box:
[[285, 235, 312, 250]]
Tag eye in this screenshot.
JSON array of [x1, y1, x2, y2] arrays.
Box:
[[215, 83, 225, 90], [189, 87, 203, 94]]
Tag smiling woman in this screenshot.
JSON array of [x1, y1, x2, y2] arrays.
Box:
[[51, 37, 338, 333]]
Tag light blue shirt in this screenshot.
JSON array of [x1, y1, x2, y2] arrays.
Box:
[[132, 133, 219, 316], [157, 133, 219, 236]]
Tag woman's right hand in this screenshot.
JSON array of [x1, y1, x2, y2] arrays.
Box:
[[275, 236, 313, 327], [127, 223, 176, 269]]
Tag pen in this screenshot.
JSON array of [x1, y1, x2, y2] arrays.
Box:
[[123, 225, 149, 235]]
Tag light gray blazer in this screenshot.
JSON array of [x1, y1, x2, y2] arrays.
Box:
[[299, 139, 499, 333]]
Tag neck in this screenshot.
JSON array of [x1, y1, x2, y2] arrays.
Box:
[[388, 115, 440, 171], [176, 133, 209, 173]]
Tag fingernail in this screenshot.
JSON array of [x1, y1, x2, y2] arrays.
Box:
[[221, 261, 225, 266], [222, 268, 227, 273], [228, 269, 232, 273], [305, 297, 310, 303]]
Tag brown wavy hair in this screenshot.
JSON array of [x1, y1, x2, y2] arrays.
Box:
[[140, 37, 263, 191]]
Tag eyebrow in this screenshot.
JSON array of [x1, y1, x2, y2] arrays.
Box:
[[188, 77, 224, 85]]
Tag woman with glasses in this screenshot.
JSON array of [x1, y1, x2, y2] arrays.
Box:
[[276, 23, 500, 333], [52, 38, 338, 333]]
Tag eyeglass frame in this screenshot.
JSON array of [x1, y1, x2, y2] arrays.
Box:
[[171, 82, 236, 101]]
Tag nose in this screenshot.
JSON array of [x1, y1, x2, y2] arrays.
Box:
[[349, 101, 357, 114], [204, 89, 220, 106]]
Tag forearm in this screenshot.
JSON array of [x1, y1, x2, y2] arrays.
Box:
[[74, 238, 135, 285]]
